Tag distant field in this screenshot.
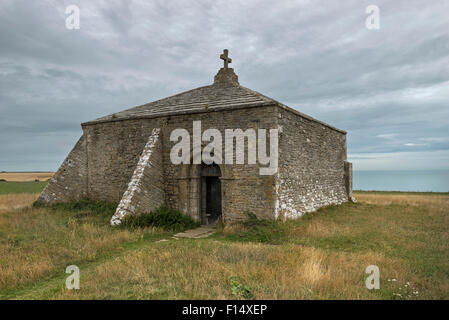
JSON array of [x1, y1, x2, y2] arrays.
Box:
[[0, 172, 51, 196], [354, 190, 449, 196], [0, 181, 47, 195], [0, 172, 54, 182]]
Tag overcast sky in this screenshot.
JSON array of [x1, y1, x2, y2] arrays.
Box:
[[0, 0, 448, 171]]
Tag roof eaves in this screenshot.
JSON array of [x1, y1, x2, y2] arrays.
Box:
[[81, 101, 275, 126]]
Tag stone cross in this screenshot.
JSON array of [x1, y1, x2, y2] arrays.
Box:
[[220, 49, 232, 69]]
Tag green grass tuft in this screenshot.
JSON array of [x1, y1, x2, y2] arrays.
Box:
[[229, 276, 254, 299], [120, 205, 200, 232], [223, 211, 287, 244], [32, 198, 118, 218]]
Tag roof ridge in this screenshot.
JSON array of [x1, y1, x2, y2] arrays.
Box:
[[82, 82, 346, 134], [87, 83, 266, 124], [125, 84, 214, 111]]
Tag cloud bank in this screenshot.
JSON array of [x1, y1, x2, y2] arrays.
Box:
[[0, 0, 448, 171]]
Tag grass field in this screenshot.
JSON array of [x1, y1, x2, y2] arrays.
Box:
[[0, 181, 47, 212], [0, 172, 51, 197], [0, 172, 53, 182], [0, 186, 447, 300], [0, 181, 48, 195]]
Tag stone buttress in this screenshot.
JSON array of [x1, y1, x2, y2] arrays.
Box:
[[110, 128, 164, 225]]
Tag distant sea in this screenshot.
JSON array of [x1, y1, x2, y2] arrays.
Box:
[[354, 170, 449, 192]]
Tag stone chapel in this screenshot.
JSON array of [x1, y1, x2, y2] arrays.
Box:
[[37, 50, 353, 225]]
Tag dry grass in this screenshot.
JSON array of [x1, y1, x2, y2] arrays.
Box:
[[354, 192, 449, 207], [0, 199, 165, 295], [0, 191, 448, 299], [53, 242, 404, 300], [0, 172, 54, 182], [0, 193, 39, 213]]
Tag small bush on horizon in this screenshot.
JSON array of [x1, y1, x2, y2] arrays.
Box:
[[120, 206, 199, 232]]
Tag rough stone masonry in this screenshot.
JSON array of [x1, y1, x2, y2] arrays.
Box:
[[38, 50, 353, 225]]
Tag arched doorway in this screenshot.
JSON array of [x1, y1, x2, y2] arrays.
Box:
[[201, 163, 222, 225]]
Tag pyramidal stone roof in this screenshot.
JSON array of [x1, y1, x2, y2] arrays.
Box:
[[82, 50, 345, 134]]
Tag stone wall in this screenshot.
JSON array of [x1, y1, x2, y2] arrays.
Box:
[[37, 135, 88, 203], [110, 128, 164, 225], [82, 118, 162, 202], [162, 105, 279, 222], [39, 102, 351, 223], [276, 106, 350, 219], [79, 106, 278, 221], [344, 161, 353, 200]]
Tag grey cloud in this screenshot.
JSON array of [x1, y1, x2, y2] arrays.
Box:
[[0, 0, 448, 171]]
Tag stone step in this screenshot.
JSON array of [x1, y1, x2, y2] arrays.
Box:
[[173, 226, 216, 239]]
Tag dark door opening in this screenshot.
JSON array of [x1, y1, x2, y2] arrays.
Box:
[[205, 176, 222, 224]]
